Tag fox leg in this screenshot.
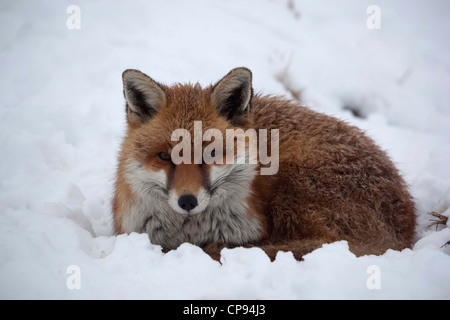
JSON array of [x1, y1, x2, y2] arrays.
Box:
[[201, 242, 225, 261], [201, 239, 331, 262], [247, 239, 330, 261]]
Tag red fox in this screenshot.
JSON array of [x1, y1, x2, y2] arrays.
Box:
[[113, 67, 416, 260]]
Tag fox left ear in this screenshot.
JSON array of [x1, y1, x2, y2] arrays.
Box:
[[211, 67, 253, 125], [122, 69, 166, 124]]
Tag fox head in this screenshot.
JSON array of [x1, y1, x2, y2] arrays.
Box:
[[120, 67, 257, 217]]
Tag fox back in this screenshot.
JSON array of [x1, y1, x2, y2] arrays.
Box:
[[113, 67, 416, 260]]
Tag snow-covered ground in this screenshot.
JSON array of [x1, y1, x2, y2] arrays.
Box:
[[0, 0, 449, 299]]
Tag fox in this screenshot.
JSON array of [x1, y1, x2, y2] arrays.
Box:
[[112, 67, 416, 261]]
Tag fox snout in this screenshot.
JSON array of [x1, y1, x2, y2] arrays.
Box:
[[168, 187, 210, 216], [166, 164, 211, 216], [178, 194, 198, 211]]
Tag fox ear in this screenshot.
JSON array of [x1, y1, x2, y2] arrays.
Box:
[[211, 67, 253, 125], [122, 69, 166, 123]]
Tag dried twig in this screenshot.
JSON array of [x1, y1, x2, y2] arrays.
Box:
[[426, 211, 449, 248], [427, 211, 448, 230], [274, 52, 304, 102], [287, 0, 301, 19]]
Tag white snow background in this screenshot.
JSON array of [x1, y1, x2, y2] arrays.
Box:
[[0, 0, 449, 299]]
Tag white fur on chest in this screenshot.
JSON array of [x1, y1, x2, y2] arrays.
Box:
[[121, 159, 262, 249]]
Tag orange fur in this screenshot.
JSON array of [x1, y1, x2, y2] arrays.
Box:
[[113, 69, 416, 261]]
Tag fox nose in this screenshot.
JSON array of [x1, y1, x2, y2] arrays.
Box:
[[178, 194, 198, 212]]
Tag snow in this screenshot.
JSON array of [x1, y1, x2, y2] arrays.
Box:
[[0, 0, 449, 299]]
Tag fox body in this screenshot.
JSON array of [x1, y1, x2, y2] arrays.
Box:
[[113, 67, 416, 260]]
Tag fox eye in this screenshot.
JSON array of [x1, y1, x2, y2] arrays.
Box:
[[158, 152, 171, 162], [203, 149, 221, 164]]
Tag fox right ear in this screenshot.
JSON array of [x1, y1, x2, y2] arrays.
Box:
[[122, 69, 166, 123], [211, 67, 253, 126]]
